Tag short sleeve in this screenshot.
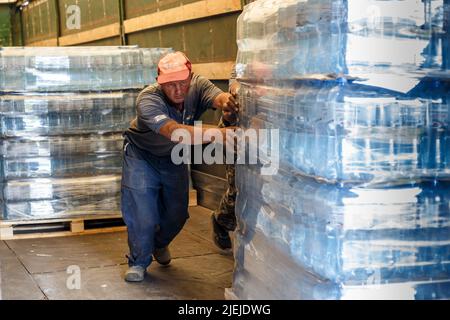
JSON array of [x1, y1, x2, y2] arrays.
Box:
[[137, 94, 171, 133]]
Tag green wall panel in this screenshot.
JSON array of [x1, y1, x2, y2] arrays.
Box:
[[0, 4, 12, 46], [21, 0, 57, 44], [124, 0, 204, 20], [22, 7, 29, 42], [183, 18, 212, 63], [160, 24, 184, 51], [211, 13, 238, 62], [182, 0, 201, 5], [59, 0, 119, 36], [124, 0, 158, 19], [75, 36, 121, 46], [22, 6, 34, 43], [11, 6, 23, 46], [158, 0, 182, 12], [126, 28, 160, 48], [127, 13, 238, 64], [16, 0, 239, 63]]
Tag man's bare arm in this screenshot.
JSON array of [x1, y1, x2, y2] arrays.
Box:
[[159, 120, 236, 145]]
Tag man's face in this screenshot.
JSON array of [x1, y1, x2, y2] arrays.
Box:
[[160, 75, 191, 105]]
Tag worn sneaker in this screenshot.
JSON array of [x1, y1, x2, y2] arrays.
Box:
[[124, 265, 146, 282], [153, 246, 171, 266], [211, 213, 232, 252]]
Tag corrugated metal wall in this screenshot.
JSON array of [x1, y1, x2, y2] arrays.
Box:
[[6, 0, 246, 209]]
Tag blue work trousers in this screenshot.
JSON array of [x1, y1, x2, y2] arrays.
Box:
[[121, 139, 189, 268]]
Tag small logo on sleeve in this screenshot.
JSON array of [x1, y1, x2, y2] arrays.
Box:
[[153, 115, 168, 123]]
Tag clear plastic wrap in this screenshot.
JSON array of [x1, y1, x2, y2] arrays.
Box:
[[229, 0, 450, 300], [0, 154, 122, 179], [0, 92, 138, 137], [235, 165, 450, 285], [236, 0, 448, 93], [232, 230, 450, 300], [0, 196, 120, 221], [239, 80, 450, 184], [0, 46, 172, 92], [0, 132, 122, 218], [0, 175, 121, 220], [0, 46, 169, 221], [0, 133, 123, 158], [237, 0, 450, 185], [1, 174, 120, 202]]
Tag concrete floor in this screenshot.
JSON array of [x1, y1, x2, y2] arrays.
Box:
[[0, 206, 234, 300]]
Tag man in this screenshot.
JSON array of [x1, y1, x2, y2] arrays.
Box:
[[211, 72, 240, 253], [121, 51, 238, 282]]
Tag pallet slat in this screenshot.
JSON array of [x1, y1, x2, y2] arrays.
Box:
[[0, 215, 126, 240], [0, 190, 198, 240]]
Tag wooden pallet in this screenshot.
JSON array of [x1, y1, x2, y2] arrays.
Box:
[[189, 189, 198, 206], [0, 190, 198, 240], [0, 214, 127, 240]]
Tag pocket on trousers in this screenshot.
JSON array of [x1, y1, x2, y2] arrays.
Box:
[[122, 147, 158, 190]]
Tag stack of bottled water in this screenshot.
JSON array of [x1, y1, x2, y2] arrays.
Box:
[[229, 0, 450, 299], [0, 46, 171, 220], [0, 46, 170, 92]]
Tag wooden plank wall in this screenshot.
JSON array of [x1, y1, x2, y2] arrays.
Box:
[[14, 0, 242, 81]]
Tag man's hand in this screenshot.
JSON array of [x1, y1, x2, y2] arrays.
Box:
[[225, 80, 241, 124], [221, 93, 239, 114], [222, 110, 237, 124], [220, 81, 241, 124], [214, 92, 239, 115]]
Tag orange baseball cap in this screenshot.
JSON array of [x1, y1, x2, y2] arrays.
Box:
[[157, 51, 192, 84]]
